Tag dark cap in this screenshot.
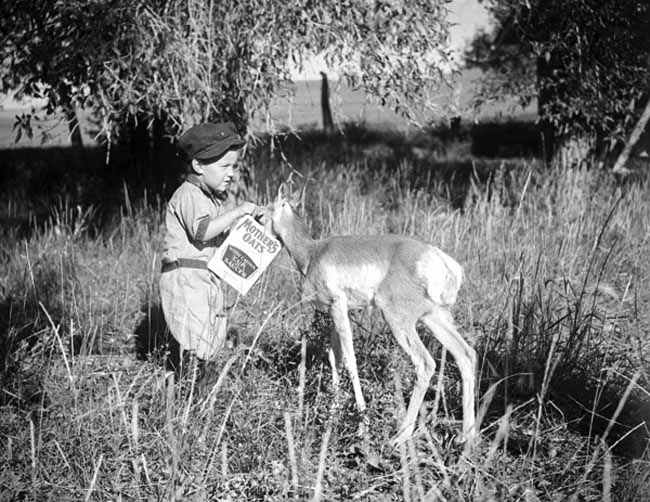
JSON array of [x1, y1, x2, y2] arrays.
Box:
[[177, 122, 245, 161]]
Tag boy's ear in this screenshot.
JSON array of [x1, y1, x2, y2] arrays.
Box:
[[191, 159, 203, 174]]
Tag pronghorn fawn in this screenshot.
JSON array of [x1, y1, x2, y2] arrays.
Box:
[[269, 186, 477, 448]]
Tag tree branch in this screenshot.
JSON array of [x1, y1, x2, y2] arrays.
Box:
[[612, 95, 650, 175]]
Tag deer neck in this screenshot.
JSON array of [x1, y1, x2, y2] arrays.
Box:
[[277, 214, 316, 276]]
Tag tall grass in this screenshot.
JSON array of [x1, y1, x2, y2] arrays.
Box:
[[1, 143, 649, 500]]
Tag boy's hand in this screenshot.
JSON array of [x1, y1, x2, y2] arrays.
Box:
[[256, 206, 272, 225], [238, 201, 263, 217]]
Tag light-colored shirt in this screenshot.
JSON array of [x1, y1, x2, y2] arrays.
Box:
[[161, 177, 231, 263]]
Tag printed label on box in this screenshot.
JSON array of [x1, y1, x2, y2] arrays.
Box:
[[222, 245, 258, 279], [208, 216, 282, 295]]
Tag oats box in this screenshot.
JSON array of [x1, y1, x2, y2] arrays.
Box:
[[208, 216, 282, 295]]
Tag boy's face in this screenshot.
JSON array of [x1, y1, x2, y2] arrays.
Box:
[[193, 149, 240, 194]]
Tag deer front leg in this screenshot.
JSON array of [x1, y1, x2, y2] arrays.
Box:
[[328, 334, 342, 397], [329, 297, 366, 414], [311, 310, 341, 395]]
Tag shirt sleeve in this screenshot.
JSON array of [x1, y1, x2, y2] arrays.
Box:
[[173, 186, 215, 243]]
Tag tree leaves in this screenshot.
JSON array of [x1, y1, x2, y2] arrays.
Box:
[[13, 113, 33, 144], [3, 0, 454, 142], [467, 0, 650, 149]]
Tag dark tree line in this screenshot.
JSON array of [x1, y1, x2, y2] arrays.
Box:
[[467, 0, 650, 165]]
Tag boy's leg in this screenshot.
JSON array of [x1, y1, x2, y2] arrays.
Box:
[[166, 334, 183, 376]]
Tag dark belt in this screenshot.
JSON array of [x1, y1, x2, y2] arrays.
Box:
[[161, 258, 208, 273]]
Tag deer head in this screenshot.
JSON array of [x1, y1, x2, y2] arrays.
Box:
[[270, 182, 302, 234]]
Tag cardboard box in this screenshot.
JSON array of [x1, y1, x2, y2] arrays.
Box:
[[208, 216, 282, 295]]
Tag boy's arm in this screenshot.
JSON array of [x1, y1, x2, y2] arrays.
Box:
[[198, 202, 261, 242]]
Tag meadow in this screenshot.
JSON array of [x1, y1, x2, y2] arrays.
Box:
[[1, 123, 649, 501]]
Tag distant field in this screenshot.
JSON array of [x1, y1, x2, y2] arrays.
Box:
[[0, 70, 535, 149], [0, 108, 99, 149]]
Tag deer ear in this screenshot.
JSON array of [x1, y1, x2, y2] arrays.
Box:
[[289, 185, 303, 208], [276, 183, 286, 203]]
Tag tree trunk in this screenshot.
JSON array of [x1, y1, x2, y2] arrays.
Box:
[[64, 104, 83, 147], [320, 71, 334, 134], [612, 96, 650, 175], [536, 56, 555, 162], [553, 134, 595, 168]]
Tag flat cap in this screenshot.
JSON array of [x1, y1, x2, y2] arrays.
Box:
[[177, 122, 245, 160]]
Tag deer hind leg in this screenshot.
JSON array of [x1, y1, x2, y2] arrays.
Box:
[[329, 296, 366, 414], [376, 296, 436, 445], [421, 308, 477, 447]]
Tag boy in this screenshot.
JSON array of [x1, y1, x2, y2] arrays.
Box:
[[159, 122, 263, 362]]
